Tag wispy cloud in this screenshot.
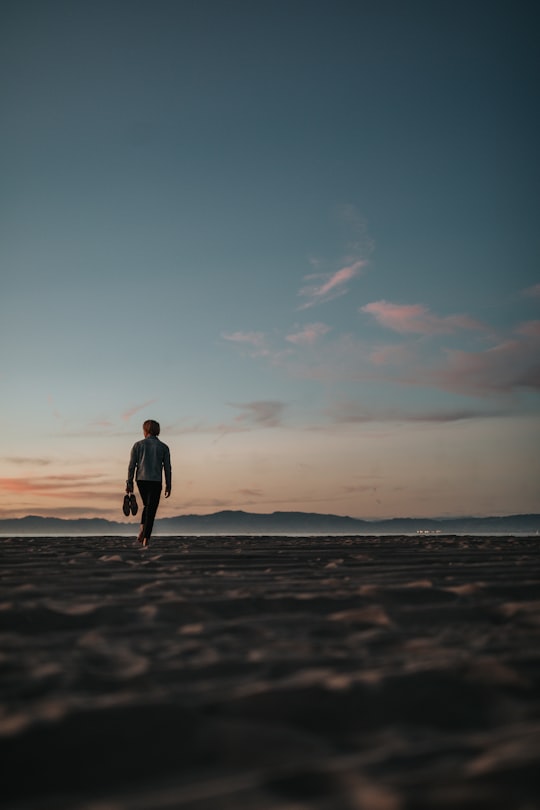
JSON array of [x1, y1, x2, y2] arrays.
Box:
[[286, 323, 331, 345], [221, 330, 293, 366], [121, 399, 158, 423], [167, 402, 289, 441], [279, 315, 540, 398], [361, 301, 485, 335], [523, 283, 540, 298], [517, 320, 540, 337], [221, 331, 266, 348], [362, 322, 540, 397], [432, 339, 540, 395], [221, 331, 270, 359], [88, 418, 115, 429], [0, 474, 115, 500], [325, 401, 505, 424], [4, 457, 52, 466], [230, 400, 287, 428], [298, 260, 366, 310], [220, 264, 538, 403], [236, 488, 264, 498], [178, 497, 233, 510], [0, 505, 123, 519], [368, 343, 415, 366]]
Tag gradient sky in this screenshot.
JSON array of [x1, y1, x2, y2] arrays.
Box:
[[1, 0, 539, 521]]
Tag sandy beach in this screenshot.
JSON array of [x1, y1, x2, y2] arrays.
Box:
[[1, 534, 539, 810]]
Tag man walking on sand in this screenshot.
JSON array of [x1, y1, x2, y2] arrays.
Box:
[[126, 419, 171, 547]]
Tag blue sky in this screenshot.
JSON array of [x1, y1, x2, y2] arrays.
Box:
[[1, 0, 539, 520]]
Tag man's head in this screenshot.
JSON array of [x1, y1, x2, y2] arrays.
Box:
[[143, 419, 160, 436]]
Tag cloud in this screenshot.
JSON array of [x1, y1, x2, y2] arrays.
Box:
[[230, 400, 287, 428], [298, 260, 366, 310], [361, 324, 540, 397], [121, 399, 158, 423], [432, 339, 540, 395], [361, 301, 485, 335], [0, 474, 114, 500], [221, 331, 293, 366], [278, 333, 373, 384], [221, 331, 270, 359], [4, 457, 52, 466], [236, 488, 264, 498], [0, 505, 123, 519], [325, 401, 505, 424], [88, 418, 115, 429], [523, 283, 540, 298], [177, 497, 233, 510], [286, 323, 331, 345], [222, 331, 266, 347], [167, 402, 289, 442], [282, 319, 540, 398], [340, 484, 379, 494], [517, 320, 540, 337], [368, 343, 415, 366]]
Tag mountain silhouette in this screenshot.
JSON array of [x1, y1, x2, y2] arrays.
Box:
[[1, 510, 539, 535]]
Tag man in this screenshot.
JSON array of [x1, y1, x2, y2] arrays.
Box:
[[126, 419, 171, 547]]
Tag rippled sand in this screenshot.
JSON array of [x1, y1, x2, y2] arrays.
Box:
[[1, 534, 540, 809]]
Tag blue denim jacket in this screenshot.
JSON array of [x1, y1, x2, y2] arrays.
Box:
[[127, 436, 172, 490]]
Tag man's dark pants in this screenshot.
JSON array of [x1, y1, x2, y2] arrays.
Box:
[[137, 481, 162, 540]]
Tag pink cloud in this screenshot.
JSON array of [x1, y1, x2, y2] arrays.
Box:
[[318, 262, 365, 296], [361, 300, 485, 335], [517, 320, 540, 337], [298, 260, 366, 309], [0, 474, 113, 500], [432, 338, 540, 395], [282, 318, 540, 397], [121, 399, 158, 422], [221, 331, 266, 347], [286, 323, 331, 345]]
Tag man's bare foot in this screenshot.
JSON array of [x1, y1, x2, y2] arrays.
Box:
[[142, 537, 148, 548], [137, 527, 144, 544]]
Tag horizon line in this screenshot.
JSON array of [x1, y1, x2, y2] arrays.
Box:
[[2, 510, 539, 523]]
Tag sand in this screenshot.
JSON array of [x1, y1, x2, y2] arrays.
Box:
[[1, 534, 539, 810]]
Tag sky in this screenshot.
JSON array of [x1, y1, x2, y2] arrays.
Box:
[[1, 0, 539, 521]]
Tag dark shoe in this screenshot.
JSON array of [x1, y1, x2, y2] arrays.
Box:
[[129, 494, 138, 516], [122, 494, 131, 517]]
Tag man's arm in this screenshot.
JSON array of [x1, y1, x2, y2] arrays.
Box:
[[163, 446, 172, 497], [126, 444, 138, 493]]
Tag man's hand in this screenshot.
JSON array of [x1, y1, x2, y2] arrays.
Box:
[[126, 483, 133, 494], [164, 489, 171, 498]]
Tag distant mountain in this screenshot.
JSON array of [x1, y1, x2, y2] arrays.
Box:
[[0, 510, 539, 536]]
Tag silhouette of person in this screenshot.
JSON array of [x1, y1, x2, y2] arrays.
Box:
[[126, 419, 171, 547]]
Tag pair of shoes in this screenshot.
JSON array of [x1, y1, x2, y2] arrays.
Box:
[[129, 494, 138, 516], [122, 494, 131, 517]]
